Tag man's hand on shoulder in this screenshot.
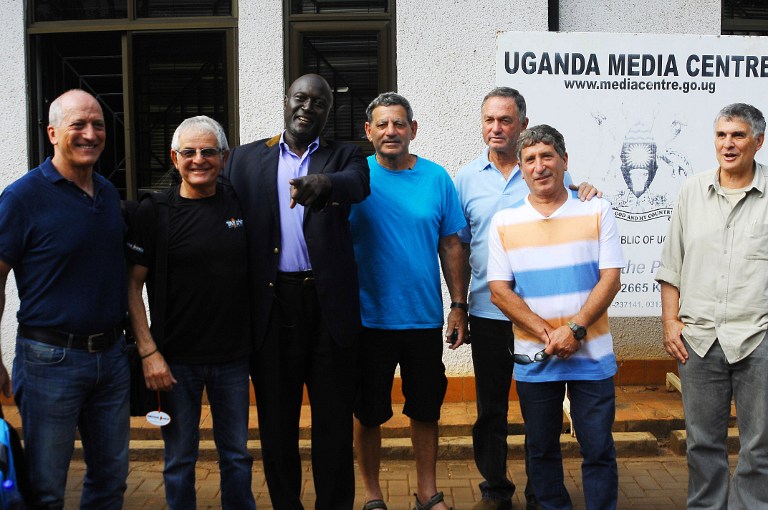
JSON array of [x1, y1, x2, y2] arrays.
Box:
[[569, 181, 602, 201]]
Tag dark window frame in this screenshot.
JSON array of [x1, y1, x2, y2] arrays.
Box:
[[284, 0, 395, 152], [25, 1, 239, 199], [722, 0, 768, 35]]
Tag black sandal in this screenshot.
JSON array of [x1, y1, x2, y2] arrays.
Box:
[[363, 499, 388, 510], [413, 491, 455, 510]]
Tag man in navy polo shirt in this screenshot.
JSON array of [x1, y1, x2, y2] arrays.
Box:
[[0, 89, 129, 509]]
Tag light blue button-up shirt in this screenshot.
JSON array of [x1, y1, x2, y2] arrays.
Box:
[[455, 147, 573, 320], [277, 133, 319, 271]]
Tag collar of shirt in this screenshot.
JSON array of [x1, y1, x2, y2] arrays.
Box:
[[40, 157, 106, 199], [708, 163, 766, 198], [278, 133, 320, 162], [473, 147, 521, 179]]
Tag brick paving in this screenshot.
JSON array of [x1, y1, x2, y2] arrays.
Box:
[[37, 385, 740, 508], [61, 454, 740, 509]]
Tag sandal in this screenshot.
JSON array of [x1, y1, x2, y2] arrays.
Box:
[[363, 499, 388, 510], [413, 491, 455, 510]]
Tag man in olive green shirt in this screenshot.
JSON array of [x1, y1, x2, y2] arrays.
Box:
[[656, 103, 768, 509]]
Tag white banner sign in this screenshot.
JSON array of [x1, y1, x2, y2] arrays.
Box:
[[496, 32, 768, 316]]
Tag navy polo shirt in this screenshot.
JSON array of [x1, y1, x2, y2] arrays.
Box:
[[0, 158, 126, 334]]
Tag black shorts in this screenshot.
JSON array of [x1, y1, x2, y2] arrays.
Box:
[[353, 327, 448, 426]]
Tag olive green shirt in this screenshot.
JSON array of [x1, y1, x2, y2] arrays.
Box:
[[656, 162, 768, 363]]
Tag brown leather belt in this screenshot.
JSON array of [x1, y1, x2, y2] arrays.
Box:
[[18, 325, 120, 353]]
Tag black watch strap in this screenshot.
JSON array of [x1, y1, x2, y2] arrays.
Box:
[[450, 301, 469, 312]]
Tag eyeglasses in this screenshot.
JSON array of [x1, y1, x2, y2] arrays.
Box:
[[174, 147, 223, 159], [513, 349, 551, 365], [511, 330, 552, 365]]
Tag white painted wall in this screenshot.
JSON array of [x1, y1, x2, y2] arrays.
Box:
[[237, 0, 285, 143], [0, 0, 29, 371], [559, 0, 721, 35]]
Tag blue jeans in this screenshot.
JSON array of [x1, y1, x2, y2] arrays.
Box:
[[161, 358, 255, 510], [12, 335, 130, 510], [679, 337, 768, 510], [517, 378, 617, 510]]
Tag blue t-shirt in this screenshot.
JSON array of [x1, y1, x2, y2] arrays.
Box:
[[0, 158, 127, 334], [350, 155, 466, 329]]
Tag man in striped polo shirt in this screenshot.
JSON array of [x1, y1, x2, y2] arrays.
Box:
[[487, 124, 623, 510]]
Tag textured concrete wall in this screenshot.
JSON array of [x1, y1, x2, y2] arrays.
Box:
[[395, 0, 549, 175], [0, 0, 28, 370], [237, 0, 286, 143], [559, 0, 721, 35]]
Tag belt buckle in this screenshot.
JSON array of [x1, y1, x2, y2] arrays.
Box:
[[86, 333, 105, 353]]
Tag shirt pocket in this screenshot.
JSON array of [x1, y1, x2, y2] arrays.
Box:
[[745, 223, 768, 260]]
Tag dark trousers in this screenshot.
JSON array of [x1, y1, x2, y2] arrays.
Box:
[[469, 315, 535, 502], [517, 378, 617, 510], [252, 276, 358, 510]]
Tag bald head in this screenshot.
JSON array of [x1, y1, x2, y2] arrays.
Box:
[[49, 90, 102, 129], [47, 89, 106, 173]]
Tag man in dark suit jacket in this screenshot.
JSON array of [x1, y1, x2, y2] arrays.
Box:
[[223, 74, 370, 510]]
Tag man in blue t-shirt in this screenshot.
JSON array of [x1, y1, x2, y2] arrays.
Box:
[[350, 93, 468, 510], [0, 89, 129, 509]]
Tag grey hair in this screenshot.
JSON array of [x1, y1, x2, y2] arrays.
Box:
[[516, 124, 567, 162], [481, 87, 527, 124], [171, 116, 229, 151], [366, 92, 414, 123], [48, 89, 93, 128], [714, 103, 765, 138]]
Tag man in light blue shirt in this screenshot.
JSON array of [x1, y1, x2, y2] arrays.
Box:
[[455, 87, 597, 510]]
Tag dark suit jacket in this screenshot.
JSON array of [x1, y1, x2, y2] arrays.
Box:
[[223, 134, 370, 349]]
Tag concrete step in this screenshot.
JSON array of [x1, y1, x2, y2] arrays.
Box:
[[72, 431, 659, 462], [668, 427, 740, 455], [124, 385, 695, 441], [9, 386, 737, 461]]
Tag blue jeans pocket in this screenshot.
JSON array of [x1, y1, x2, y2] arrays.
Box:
[[21, 339, 66, 365]]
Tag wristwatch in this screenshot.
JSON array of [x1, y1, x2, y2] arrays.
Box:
[[450, 301, 468, 312], [567, 320, 587, 341]]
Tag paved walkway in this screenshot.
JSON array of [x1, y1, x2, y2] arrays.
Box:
[[38, 385, 736, 508], [62, 454, 736, 509]]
